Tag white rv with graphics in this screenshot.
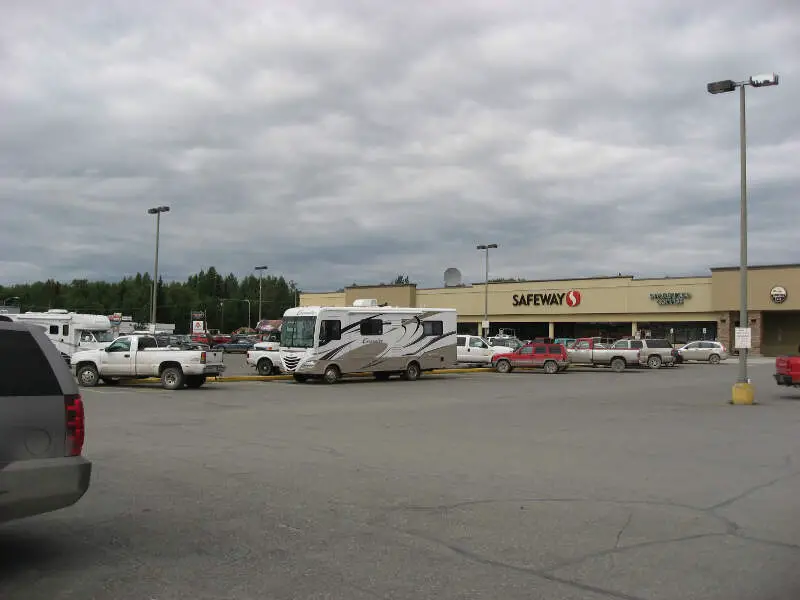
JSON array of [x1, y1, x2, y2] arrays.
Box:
[[280, 300, 457, 383], [10, 310, 114, 361]]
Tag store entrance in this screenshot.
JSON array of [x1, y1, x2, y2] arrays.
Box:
[[554, 322, 632, 340]]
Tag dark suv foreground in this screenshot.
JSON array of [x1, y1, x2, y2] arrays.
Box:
[[0, 320, 92, 522]]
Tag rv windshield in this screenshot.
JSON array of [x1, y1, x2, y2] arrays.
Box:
[[281, 316, 316, 349]]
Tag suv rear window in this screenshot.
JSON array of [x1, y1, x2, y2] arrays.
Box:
[[645, 339, 672, 349], [0, 329, 62, 396]]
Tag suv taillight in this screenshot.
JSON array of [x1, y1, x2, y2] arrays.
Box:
[[200, 351, 207, 364], [65, 393, 85, 456]]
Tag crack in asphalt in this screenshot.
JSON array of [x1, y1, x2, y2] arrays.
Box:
[[707, 470, 800, 511], [614, 510, 633, 549]]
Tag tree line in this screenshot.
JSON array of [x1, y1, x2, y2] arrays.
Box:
[[0, 267, 299, 334]]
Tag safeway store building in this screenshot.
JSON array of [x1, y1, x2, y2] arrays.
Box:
[[299, 264, 800, 356]]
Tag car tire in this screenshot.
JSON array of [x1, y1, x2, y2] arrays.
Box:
[[374, 372, 391, 381], [323, 365, 341, 384], [647, 355, 662, 369], [543, 360, 558, 375], [610, 358, 625, 373], [293, 373, 308, 383], [496, 359, 512, 374], [708, 354, 721, 365], [186, 375, 206, 389], [77, 364, 99, 387], [101, 377, 121, 386], [257, 358, 274, 376], [402, 362, 421, 381], [161, 366, 185, 390]]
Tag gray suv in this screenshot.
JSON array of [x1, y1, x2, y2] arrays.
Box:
[[0, 319, 92, 522]]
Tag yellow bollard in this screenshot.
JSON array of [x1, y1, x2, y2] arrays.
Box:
[[731, 381, 755, 405]]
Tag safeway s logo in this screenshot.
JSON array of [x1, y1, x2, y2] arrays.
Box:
[[565, 290, 581, 307]]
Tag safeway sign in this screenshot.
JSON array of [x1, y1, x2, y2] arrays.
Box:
[[512, 290, 581, 307]]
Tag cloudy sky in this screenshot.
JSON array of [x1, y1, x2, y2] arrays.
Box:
[[1, 0, 797, 291]]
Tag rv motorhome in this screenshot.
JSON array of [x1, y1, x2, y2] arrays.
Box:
[[280, 300, 457, 383], [10, 310, 114, 360]]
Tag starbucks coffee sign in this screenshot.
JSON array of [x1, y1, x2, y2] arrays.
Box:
[[650, 292, 691, 306], [770, 286, 787, 304]]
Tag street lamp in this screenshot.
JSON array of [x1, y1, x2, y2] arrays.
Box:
[[476, 243, 498, 337], [255, 265, 268, 323], [147, 205, 170, 332], [707, 72, 779, 404]]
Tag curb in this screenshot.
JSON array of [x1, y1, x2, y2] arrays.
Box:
[[123, 367, 493, 385]]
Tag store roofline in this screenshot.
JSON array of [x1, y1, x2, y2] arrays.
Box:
[[710, 263, 800, 272]]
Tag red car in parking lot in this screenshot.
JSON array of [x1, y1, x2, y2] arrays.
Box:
[[492, 342, 570, 374]]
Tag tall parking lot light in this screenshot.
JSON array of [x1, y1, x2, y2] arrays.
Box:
[[707, 73, 779, 405], [476, 244, 498, 337], [147, 206, 170, 331], [255, 265, 268, 322]]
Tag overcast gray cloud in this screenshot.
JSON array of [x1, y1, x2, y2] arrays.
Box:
[[1, 0, 798, 291]]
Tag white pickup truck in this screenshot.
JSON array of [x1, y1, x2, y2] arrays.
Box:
[[70, 334, 226, 389], [245, 339, 282, 375]]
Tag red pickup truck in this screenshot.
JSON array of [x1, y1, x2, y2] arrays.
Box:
[[774, 355, 800, 387]]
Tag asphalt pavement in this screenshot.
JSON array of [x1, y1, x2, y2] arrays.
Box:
[[2, 361, 800, 600]]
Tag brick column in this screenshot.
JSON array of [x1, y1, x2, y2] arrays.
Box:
[[717, 313, 731, 348], [749, 310, 762, 356]]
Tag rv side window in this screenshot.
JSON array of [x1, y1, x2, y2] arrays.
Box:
[[423, 321, 443, 336], [49, 325, 59, 335], [62, 324, 69, 336], [360, 319, 383, 336], [319, 320, 341, 345]]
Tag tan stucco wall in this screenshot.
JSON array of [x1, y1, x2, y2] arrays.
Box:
[[712, 266, 800, 311], [299, 267, 800, 322]]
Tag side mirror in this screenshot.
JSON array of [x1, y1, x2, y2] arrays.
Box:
[[105, 347, 111, 352]]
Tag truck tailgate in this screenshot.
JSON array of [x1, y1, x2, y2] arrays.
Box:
[[775, 356, 790, 374], [207, 351, 224, 365]]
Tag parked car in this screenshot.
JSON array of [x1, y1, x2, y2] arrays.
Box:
[[246, 339, 282, 375], [774, 353, 800, 387], [554, 337, 576, 349], [71, 334, 226, 389], [488, 336, 524, 352], [215, 335, 256, 352], [0, 320, 92, 522], [675, 341, 728, 364], [456, 335, 494, 365], [492, 342, 570, 374]]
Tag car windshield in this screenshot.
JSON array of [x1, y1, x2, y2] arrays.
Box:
[[281, 316, 316, 349], [89, 330, 115, 342]]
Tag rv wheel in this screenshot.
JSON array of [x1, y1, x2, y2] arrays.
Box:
[[402, 362, 421, 381], [323, 365, 341, 384]]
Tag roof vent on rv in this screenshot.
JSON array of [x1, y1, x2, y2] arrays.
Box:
[[352, 298, 379, 307]]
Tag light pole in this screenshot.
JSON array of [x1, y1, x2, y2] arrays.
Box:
[[476, 244, 498, 337], [707, 72, 779, 404], [147, 205, 170, 331], [255, 265, 268, 323]]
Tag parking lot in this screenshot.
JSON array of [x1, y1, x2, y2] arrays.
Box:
[[2, 360, 800, 600]]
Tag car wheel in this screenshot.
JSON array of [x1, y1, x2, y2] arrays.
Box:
[[323, 365, 341, 384], [402, 362, 421, 381], [293, 374, 308, 383], [495, 359, 512, 374], [77, 364, 99, 387], [647, 355, 662, 369], [543, 360, 558, 375], [610, 358, 625, 373], [161, 366, 185, 390], [257, 358, 274, 376], [708, 354, 721, 365]]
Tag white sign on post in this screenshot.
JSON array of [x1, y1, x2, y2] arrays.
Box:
[[481, 320, 490, 330], [734, 327, 752, 349], [702, 327, 707, 335], [192, 320, 205, 334]]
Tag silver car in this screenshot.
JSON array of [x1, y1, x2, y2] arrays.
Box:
[[676, 340, 728, 364]]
